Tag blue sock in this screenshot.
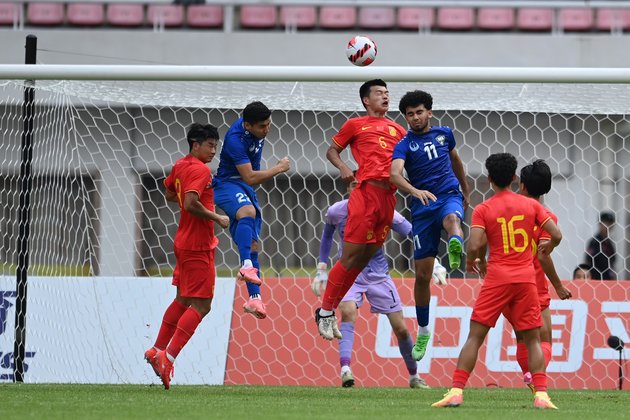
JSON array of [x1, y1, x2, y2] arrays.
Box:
[[247, 251, 261, 297], [415, 305, 430, 328], [449, 234, 463, 246], [235, 217, 255, 262]]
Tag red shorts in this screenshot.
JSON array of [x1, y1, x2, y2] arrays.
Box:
[[472, 282, 541, 331], [538, 292, 550, 311], [172, 246, 216, 299], [344, 182, 396, 246]]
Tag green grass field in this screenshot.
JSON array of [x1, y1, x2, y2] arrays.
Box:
[[0, 385, 628, 420]]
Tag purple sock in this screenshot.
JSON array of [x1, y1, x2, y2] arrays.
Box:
[[339, 322, 355, 368], [398, 335, 417, 375]]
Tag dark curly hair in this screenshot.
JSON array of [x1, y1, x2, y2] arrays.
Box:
[[398, 90, 433, 114]]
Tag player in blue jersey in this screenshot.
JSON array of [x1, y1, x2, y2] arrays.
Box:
[[213, 101, 290, 319], [390, 90, 470, 361], [312, 176, 445, 388]]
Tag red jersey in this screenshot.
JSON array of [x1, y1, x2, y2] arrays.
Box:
[[471, 190, 552, 286], [532, 209, 558, 297], [332, 116, 406, 183], [164, 155, 218, 251]]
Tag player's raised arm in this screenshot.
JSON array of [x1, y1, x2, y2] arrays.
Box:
[[326, 143, 355, 184], [183, 192, 229, 228], [390, 158, 436, 206], [235, 157, 290, 186], [449, 148, 471, 210]]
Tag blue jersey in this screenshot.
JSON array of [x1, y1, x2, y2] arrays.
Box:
[[216, 117, 265, 182], [392, 126, 460, 197]]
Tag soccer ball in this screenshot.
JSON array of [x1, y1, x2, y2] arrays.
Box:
[[346, 35, 377, 67]]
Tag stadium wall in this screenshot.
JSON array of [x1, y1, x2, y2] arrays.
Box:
[[0, 276, 628, 389], [2, 31, 630, 67]]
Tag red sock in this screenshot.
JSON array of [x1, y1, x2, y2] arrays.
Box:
[[335, 267, 362, 307], [532, 372, 547, 392], [541, 342, 552, 368], [154, 299, 188, 350], [322, 263, 361, 311], [452, 368, 470, 389], [166, 307, 202, 359], [516, 342, 529, 374]]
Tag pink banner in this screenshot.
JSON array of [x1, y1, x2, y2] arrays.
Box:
[[225, 278, 629, 389]]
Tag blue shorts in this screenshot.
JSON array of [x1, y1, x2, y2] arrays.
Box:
[[212, 178, 262, 240], [411, 190, 464, 260]]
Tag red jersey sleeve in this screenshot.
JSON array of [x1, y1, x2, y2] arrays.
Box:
[[538, 211, 557, 241], [164, 172, 175, 192], [533, 201, 552, 232], [471, 203, 487, 230], [332, 119, 359, 150], [183, 164, 211, 197]]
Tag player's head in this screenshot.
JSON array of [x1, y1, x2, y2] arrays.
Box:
[[359, 79, 389, 113], [243, 101, 272, 139], [519, 159, 551, 198], [187, 123, 219, 163], [346, 170, 359, 195], [398, 90, 433, 133], [573, 263, 593, 280], [485, 153, 517, 189]]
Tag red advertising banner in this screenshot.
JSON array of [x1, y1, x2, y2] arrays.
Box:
[[225, 278, 629, 390]]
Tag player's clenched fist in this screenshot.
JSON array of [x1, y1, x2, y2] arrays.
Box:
[[311, 262, 328, 297], [215, 215, 230, 229], [276, 156, 290, 173]]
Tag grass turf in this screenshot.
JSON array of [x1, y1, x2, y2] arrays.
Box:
[[0, 385, 628, 419]]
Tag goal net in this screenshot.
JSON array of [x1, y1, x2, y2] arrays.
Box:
[[0, 68, 628, 388]]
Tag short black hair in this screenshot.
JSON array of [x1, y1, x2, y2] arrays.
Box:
[[243, 101, 271, 124], [187, 123, 219, 151], [520, 159, 551, 198], [359, 79, 387, 107], [573, 263, 593, 278], [600, 211, 615, 225], [398, 90, 433, 114], [485, 153, 517, 188]]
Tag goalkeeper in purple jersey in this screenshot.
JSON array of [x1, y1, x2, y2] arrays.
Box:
[[311, 178, 446, 388]]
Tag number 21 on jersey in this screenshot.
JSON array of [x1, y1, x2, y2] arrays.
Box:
[[496, 215, 528, 254]]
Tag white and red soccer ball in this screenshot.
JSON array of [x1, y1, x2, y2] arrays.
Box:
[[346, 35, 377, 67]]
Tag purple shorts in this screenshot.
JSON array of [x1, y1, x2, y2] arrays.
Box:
[[340, 273, 403, 314]]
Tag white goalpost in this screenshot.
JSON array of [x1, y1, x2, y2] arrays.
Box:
[[0, 64, 628, 388]]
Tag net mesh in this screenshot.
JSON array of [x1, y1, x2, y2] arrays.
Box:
[[0, 77, 628, 388]]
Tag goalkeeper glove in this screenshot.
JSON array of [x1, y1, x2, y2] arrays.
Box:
[[311, 262, 328, 297], [432, 258, 448, 286]]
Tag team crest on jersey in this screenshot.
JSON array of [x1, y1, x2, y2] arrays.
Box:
[[249, 141, 262, 154], [409, 141, 419, 152], [436, 135, 446, 145], [366, 230, 374, 240], [388, 126, 397, 137]]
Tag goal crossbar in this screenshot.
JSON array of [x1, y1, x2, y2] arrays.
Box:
[[1, 65, 630, 83]]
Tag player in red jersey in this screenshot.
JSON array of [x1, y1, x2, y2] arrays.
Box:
[[432, 153, 562, 410], [144, 123, 229, 390], [510, 160, 572, 392], [315, 79, 407, 341]]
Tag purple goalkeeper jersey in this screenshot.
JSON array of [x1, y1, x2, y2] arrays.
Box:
[[320, 199, 412, 284]]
